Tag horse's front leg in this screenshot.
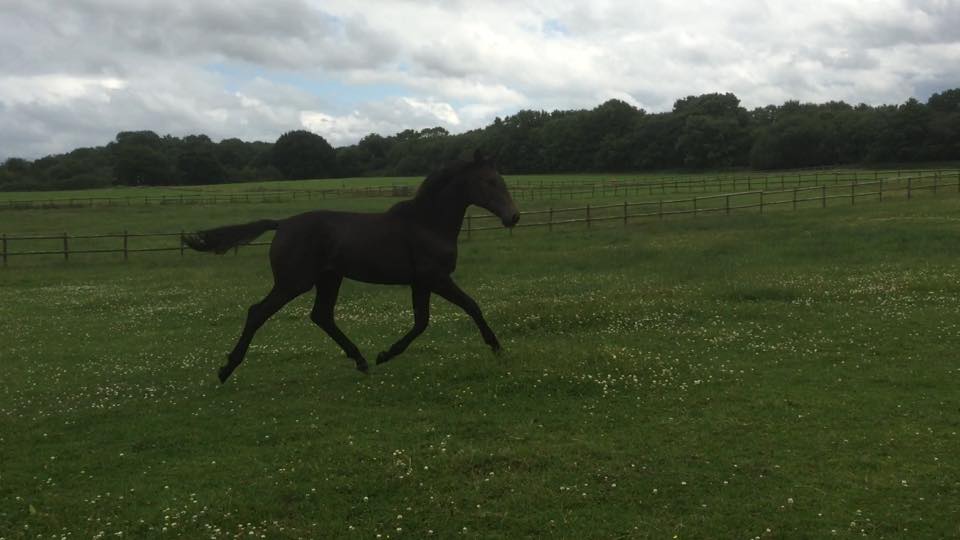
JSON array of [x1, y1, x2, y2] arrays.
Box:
[[431, 276, 501, 353], [376, 284, 430, 365]]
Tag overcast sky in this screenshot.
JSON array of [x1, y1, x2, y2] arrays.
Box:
[[2, 0, 959, 160]]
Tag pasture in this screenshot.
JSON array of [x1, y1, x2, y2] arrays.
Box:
[[1, 172, 959, 538]]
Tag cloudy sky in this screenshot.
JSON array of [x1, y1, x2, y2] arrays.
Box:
[[2, 0, 959, 160]]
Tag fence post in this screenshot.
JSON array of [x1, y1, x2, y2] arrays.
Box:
[[123, 230, 129, 261], [180, 231, 185, 256], [693, 197, 698, 216], [586, 204, 591, 228], [659, 199, 664, 219], [63, 233, 69, 262], [907, 177, 912, 200], [851, 183, 856, 205], [759, 192, 764, 214], [821, 186, 826, 208], [548, 208, 553, 232], [623, 201, 628, 225], [2, 233, 6, 267], [792, 188, 798, 211]]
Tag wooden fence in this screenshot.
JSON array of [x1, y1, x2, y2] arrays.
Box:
[[506, 168, 957, 202], [0, 185, 418, 211], [464, 172, 960, 234], [2, 169, 955, 211], [2, 172, 958, 266]]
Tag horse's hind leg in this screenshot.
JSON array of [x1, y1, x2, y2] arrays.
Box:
[[310, 273, 369, 373], [377, 284, 430, 365], [220, 285, 300, 383]]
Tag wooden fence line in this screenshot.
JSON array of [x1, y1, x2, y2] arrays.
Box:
[[2, 173, 958, 266], [2, 169, 956, 211]]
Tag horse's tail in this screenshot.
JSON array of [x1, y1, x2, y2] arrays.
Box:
[[183, 219, 279, 254]]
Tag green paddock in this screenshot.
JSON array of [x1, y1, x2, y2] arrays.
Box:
[[1, 172, 958, 538]]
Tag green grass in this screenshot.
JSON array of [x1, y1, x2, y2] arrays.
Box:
[[1, 175, 959, 538]]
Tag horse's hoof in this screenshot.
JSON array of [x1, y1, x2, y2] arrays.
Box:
[[376, 352, 390, 365], [490, 343, 502, 355], [218, 366, 231, 384], [356, 360, 370, 374]]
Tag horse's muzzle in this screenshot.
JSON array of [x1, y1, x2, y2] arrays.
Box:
[[502, 213, 520, 228]]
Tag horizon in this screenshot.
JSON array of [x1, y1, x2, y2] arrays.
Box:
[[5, 88, 956, 162]]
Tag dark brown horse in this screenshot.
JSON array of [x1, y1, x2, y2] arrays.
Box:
[[184, 151, 519, 383]]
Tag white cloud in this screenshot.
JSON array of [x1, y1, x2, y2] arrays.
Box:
[[0, 75, 127, 106], [299, 111, 374, 145], [399, 98, 460, 126], [300, 97, 463, 146]]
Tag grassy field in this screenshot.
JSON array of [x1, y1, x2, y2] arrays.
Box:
[[1, 173, 959, 538]]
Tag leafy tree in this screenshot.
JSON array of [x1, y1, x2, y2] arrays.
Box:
[[928, 89, 960, 113], [631, 112, 682, 169], [271, 130, 337, 180], [113, 144, 173, 185], [115, 130, 163, 147], [673, 93, 751, 168], [177, 150, 227, 185], [5, 88, 960, 191], [108, 131, 174, 185], [353, 133, 392, 174], [3, 157, 30, 173]]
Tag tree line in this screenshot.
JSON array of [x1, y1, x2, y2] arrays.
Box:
[[2, 89, 958, 191]]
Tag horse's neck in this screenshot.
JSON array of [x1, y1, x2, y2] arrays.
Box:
[[430, 199, 469, 239], [410, 193, 468, 240]]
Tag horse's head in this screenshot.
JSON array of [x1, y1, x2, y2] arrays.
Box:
[[464, 150, 520, 228]]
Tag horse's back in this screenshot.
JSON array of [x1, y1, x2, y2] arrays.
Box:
[[271, 210, 417, 285]]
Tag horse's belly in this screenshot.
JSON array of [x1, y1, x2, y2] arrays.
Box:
[[343, 266, 415, 285], [334, 249, 416, 285]]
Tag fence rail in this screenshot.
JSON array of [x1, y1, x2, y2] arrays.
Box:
[[2, 169, 956, 211], [0, 184, 420, 211], [2, 172, 958, 266]]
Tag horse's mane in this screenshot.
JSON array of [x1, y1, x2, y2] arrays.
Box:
[[388, 156, 487, 217], [413, 159, 476, 201]]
